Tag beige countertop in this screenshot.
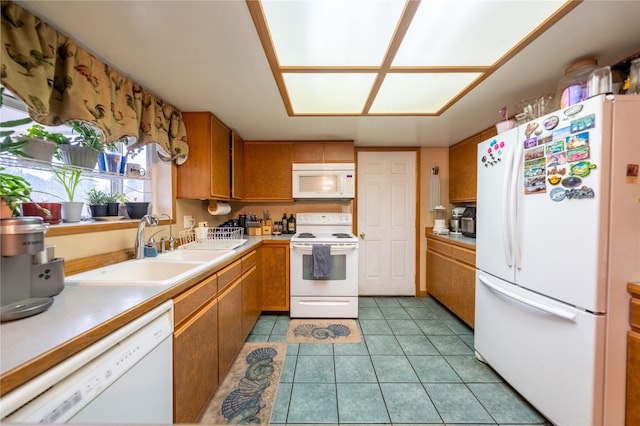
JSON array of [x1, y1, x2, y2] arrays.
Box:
[[425, 227, 476, 250], [0, 235, 290, 392]]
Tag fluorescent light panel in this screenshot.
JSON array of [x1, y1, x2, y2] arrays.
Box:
[[254, 0, 572, 116]]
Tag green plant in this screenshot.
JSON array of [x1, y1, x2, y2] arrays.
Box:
[[69, 120, 103, 151], [0, 166, 33, 216], [104, 191, 126, 204], [86, 188, 108, 205], [35, 167, 85, 202], [0, 87, 33, 156]]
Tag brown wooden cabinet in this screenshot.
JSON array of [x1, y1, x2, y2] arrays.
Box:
[[177, 112, 231, 200], [242, 250, 261, 337], [627, 284, 640, 425], [292, 141, 354, 163], [449, 127, 496, 203], [231, 130, 245, 200], [260, 240, 289, 311], [243, 141, 293, 201], [173, 274, 219, 423], [426, 232, 476, 327], [217, 260, 244, 380]]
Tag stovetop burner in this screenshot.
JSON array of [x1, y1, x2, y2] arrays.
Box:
[[297, 233, 316, 238], [332, 233, 353, 238]]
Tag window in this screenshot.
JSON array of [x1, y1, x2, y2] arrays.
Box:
[[1, 89, 172, 222]]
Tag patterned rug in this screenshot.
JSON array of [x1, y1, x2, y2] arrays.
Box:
[[199, 342, 286, 425], [286, 319, 362, 343]]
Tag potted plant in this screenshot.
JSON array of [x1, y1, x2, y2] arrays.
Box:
[[34, 167, 86, 223], [57, 121, 102, 169], [13, 124, 68, 163], [104, 191, 125, 216], [0, 166, 61, 222], [0, 87, 34, 159], [86, 188, 108, 217]]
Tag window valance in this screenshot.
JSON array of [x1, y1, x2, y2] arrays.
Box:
[[0, 0, 189, 164]]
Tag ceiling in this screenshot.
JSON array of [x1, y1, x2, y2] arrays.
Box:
[[17, 0, 640, 148]]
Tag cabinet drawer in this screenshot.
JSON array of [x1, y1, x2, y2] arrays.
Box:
[[242, 250, 257, 272], [218, 259, 242, 292], [427, 239, 452, 256], [173, 273, 217, 327], [631, 298, 640, 330], [451, 246, 475, 266]]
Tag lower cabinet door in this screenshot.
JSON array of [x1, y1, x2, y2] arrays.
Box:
[[218, 279, 244, 380], [173, 298, 218, 423]]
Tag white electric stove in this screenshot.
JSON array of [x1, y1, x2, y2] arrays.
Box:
[[290, 213, 359, 318]]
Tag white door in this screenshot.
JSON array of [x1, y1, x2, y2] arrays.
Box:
[[357, 151, 416, 295]]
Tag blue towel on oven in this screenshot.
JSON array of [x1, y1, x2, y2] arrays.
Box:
[[312, 244, 331, 278]]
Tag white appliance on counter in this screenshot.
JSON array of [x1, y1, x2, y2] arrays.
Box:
[[475, 95, 640, 425], [290, 212, 359, 318], [292, 163, 355, 199], [0, 301, 174, 424]]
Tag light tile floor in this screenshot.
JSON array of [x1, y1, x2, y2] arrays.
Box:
[[246, 296, 550, 425]]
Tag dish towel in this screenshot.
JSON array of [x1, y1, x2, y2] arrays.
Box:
[[312, 245, 332, 278]]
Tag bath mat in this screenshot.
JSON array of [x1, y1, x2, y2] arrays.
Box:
[[199, 342, 286, 425], [286, 319, 362, 343]]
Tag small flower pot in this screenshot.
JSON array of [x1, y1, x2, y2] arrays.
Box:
[[58, 145, 98, 169], [21, 202, 62, 224], [495, 119, 517, 134], [106, 202, 121, 216], [89, 204, 108, 217], [61, 201, 85, 223], [16, 137, 56, 163], [125, 202, 150, 219]]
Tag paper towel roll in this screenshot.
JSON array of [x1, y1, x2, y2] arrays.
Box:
[[208, 201, 231, 216]]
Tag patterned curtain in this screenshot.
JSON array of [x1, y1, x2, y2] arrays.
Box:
[[0, 0, 189, 164]]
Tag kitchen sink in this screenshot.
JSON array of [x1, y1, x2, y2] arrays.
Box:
[[154, 249, 234, 262], [65, 259, 209, 287]]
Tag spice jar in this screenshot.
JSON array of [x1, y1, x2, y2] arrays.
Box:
[[557, 58, 597, 108]]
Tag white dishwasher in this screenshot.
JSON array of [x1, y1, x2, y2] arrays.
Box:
[[0, 300, 174, 424]]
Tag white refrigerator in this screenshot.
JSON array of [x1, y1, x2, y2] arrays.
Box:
[[475, 94, 640, 425]]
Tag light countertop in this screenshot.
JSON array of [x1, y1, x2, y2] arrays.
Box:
[[0, 235, 289, 381], [425, 227, 476, 249]]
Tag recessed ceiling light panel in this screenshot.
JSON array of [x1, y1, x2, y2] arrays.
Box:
[[394, 0, 570, 66], [370, 73, 482, 113], [284, 73, 377, 114], [262, 0, 405, 66]]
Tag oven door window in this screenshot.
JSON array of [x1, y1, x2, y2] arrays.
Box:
[[302, 253, 346, 280]]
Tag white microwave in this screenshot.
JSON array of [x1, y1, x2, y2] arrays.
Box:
[[292, 163, 355, 199]]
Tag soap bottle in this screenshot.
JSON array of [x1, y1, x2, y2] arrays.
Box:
[[287, 213, 296, 234], [281, 213, 288, 234]]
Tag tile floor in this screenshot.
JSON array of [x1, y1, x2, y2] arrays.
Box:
[[246, 296, 550, 425]]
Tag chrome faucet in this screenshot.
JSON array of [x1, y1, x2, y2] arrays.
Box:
[[158, 213, 176, 251], [135, 214, 158, 259]]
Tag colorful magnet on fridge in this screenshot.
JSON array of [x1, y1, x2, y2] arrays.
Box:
[[569, 161, 597, 177], [548, 175, 561, 185], [543, 116, 560, 130], [565, 186, 595, 200], [550, 187, 566, 202], [564, 104, 583, 117], [561, 176, 582, 188]]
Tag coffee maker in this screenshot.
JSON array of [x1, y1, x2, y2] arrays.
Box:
[[1, 217, 65, 322]]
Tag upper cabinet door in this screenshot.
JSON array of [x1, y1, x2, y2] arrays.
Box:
[[292, 141, 354, 163], [231, 131, 245, 200], [243, 141, 293, 201], [177, 112, 231, 200], [449, 128, 496, 203]]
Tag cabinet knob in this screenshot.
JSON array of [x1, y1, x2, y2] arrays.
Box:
[[359, 232, 365, 239]]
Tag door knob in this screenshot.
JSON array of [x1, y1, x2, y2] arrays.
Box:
[[359, 232, 365, 239]]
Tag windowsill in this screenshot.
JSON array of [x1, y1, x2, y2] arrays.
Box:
[[45, 218, 173, 237]]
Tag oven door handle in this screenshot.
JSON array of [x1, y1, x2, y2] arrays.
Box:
[[291, 244, 358, 252]]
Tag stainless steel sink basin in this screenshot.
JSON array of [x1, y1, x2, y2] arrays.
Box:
[[65, 259, 209, 287]]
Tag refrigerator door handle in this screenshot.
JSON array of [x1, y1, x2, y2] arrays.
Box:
[[502, 141, 515, 267], [478, 275, 577, 322], [510, 144, 524, 269]]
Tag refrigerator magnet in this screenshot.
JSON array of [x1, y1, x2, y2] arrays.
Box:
[[567, 146, 590, 162], [569, 161, 597, 177], [565, 186, 595, 199], [570, 114, 596, 133], [550, 187, 566, 202], [544, 116, 560, 130]]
